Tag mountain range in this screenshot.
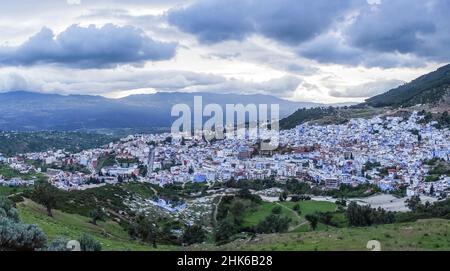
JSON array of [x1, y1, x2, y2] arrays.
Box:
[[1, 63, 449, 131], [0, 91, 325, 131]]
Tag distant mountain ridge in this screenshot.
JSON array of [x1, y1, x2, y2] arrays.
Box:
[[0, 91, 324, 131], [280, 63, 450, 129], [365, 63, 450, 107]]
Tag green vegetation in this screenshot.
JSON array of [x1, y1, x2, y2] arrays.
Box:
[[215, 191, 338, 244], [0, 131, 116, 156], [366, 63, 450, 107], [279, 106, 381, 130], [346, 202, 395, 227], [96, 154, 116, 171], [182, 225, 207, 245], [24, 182, 130, 218], [423, 158, 450, 182], [0, 197, 47, 251], [206, 219, 450, 251], [280, 107, 341, 130], [17, 199, 158, 251], [0, 163, 46, 181], [120, 182, 157, 199], [419, 110, 450, 129], [0, 186, 32, 197], [242, 202, 300, 228], [326, 184, 381, 198], [397, 198, 450, 222]]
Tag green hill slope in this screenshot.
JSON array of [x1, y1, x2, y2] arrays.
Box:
[[366, 64, 450, 107], [17, 199, 173, 251], [192, 219, 450, 251]]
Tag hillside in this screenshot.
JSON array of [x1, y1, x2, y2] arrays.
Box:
[[280, 64, 450, 129], [366, 64, 450, 107], [279, 106, 382, 130], [0, 131, 117, 156], [17, 199, 165, 251], [193, 219, 450, 251], [0, 91, 320, 131]]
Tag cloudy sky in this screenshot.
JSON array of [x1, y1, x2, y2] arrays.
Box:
[[0, 0, 449, 103]]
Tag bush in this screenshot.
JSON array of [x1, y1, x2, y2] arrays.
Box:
[[346, 202, 395, 227], [0, 197, 47, 251], [182, 225, 206, 245], [214, 217, 238, 244], [79, 234, 102, 251], [271, 206, 282, 215], [46, 237, 70, 251], [256, 215, 291, 234]]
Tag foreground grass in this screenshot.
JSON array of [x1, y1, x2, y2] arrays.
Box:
[[17, 200, 176, 251], [197, 219, 450, 251]]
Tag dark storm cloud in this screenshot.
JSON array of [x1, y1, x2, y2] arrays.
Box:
[[0, 24, 177, 68], [167, 0, 450, 68], [346, 0, 450, 59], [167, 0, 357, 44]]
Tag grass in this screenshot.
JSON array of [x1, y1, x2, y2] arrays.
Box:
[[0, 163, 46, 181], [198, 219, 450, 251], [279, 201, 337, 216], [0, 186, 32, 197], [120, 182, 157, 199], [17, 199, 176, 251], [242, 201, 337, 229]]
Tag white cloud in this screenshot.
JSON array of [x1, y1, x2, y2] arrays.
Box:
[[67, 0, 81, 5]]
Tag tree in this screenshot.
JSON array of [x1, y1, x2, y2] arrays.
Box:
[[255, 214, 291, 234], [117, 175, 124, 183], [138, 165, 148, 177], [182, 225, 206, 245], [214, 217, 237, 244], [405, 196, 421, 212], [34, 182, 57, 217], [129, 214, 159, 248], [292, 204, 300, 212], [79, 234, 102, 251], [346, 202, 395, 227], [279, 191, 288, 202], [165, 136, 173, 144], [272, 206, 282, 215], [430, 184, 435, 196], [229, 199, 248, 225], [305, 214, 319, 230], [89, 207, 106, 225]]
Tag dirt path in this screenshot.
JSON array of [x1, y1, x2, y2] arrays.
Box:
[[213, 194, 224, 226], [275, 202, 310, 231]]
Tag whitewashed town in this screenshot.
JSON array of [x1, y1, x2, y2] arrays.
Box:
[[1, 111, 449, 202]]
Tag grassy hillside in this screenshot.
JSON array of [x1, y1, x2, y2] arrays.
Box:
[[242, 201, 337, 230], [195, 219, 450, 251], [17, 199, 174, 251], [366, 63, 450, 107], [0, 131, 116, 156], [279, 106, 382, 130]]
